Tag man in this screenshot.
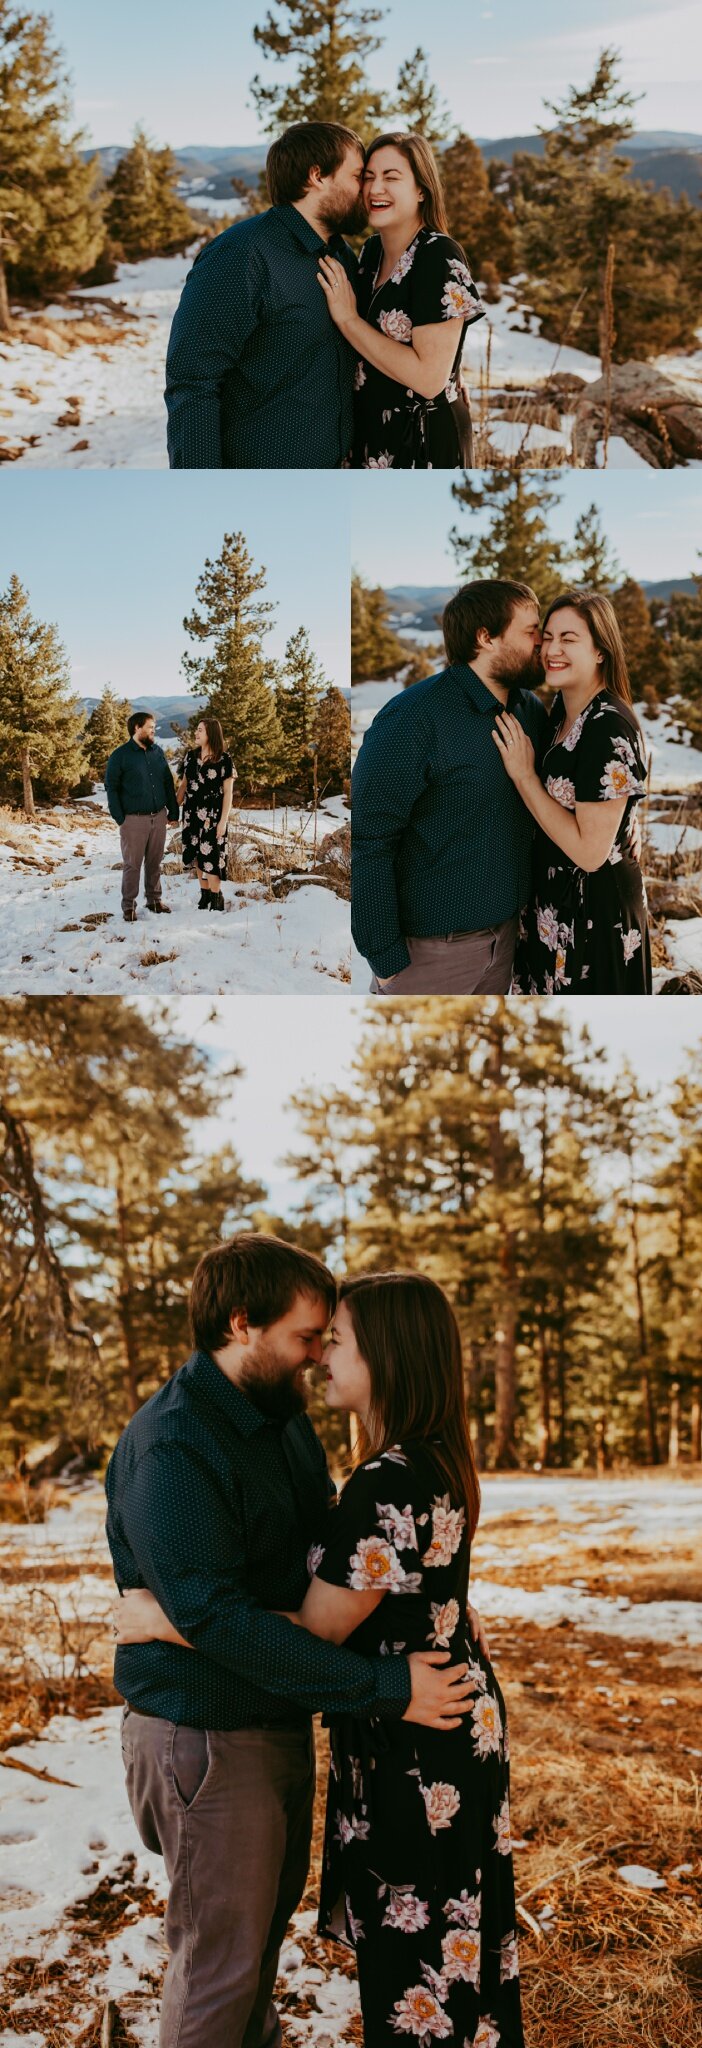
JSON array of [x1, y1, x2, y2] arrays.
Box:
[[352, 580, 548, 995], [165, 123, 366, 469], [105, 711, 179, 923], [106, 1235, 480, 2048]]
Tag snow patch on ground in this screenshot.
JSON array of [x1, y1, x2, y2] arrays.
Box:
[[0, 803, 350, 995], [462, 286, 603, 390], [637, 705, 702, 792]]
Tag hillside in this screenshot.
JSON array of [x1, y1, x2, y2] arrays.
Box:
[[80, 695, 203, 737], [384, 581, 697, 633]]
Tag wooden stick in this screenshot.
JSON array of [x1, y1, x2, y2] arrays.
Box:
[[0, 1753, 78, 1788]]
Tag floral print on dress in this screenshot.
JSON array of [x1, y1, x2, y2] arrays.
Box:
[[512, 692, 651, 996], [180, 747, 235, 881], [315, 1441, 525, 2046], [353, 226, 484, 470]]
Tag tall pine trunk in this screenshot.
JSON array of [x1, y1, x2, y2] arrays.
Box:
[[21, 748, 36, 819], [0, 244, 11, 336], [691, 1389, 701, 1464], [485, 1025, 519, 1468], [538, 1327, 551, 1466], [116, 1170, 142, 1415], [629, 1205, 659, 1464]]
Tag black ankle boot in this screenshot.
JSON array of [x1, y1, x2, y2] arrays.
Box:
[[210, 893, 224, 911], [198, 890, 210, 909]]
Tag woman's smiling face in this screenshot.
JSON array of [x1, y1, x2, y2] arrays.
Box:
[[321, 1299, 372, 1419], [363, 147, 424, 234], [540, 607, 604, 693]]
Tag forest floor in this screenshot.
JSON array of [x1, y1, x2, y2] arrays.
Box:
[[350, 688, 702, 992], [0, 793, 350, 996], [1, 258, 701, 470], [0, 1471, 700, 2048]]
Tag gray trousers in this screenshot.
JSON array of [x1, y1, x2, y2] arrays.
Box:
[[121, 1708, 315, 2048], [119, 810, 168, 910], [371, 917, 518, 997]]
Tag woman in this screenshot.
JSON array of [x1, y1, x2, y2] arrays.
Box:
[[115, 1273, 524, 2048], [318, 133, 485, 470], [177, 716, 235, 912], [493, 591, 652, 995]]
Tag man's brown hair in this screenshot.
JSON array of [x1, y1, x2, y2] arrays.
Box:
[[443, 580, 539, 666], [266, 121, 363, 206], [190, 1232, 336, 1354]]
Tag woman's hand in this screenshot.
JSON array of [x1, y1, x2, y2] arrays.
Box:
[[216, 819, 227, 841], [317, 255, 359, 335], [112, 1588, 191, 1649], [492, 711, 537, 792], [467, 1600, 491, 1663]]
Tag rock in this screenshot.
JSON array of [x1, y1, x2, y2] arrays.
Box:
[[315, 822, 351, 899], [645, 877, 702, 919], [573, 362, 702, 466], [660, 971, 702, 994], [542, 372, 588, 397]]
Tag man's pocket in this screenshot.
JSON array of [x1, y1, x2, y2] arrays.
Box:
[[171, 1725, 212, 1810]]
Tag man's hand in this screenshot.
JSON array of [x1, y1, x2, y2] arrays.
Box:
[[467, 1600, 491, 1662], [404, 1651, 476, 1730]]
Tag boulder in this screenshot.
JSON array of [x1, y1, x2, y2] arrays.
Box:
[[315, 822, 351, 899], [573, 362, 702, 467]]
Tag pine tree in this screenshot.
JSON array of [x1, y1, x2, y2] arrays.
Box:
[[182, 532, 286, 795], [275, 626, 327, 795], [312, 685, 350, 793], [571, 502, 619, 590], [251, 1, 387, 142], [441, 133, 515, 281], [0, 0, 104, 327], [450, 471, 569, 610], [391, 47, 451, 148], [0, 574, 88, 815], [85, 685, 132, 783], [611, 577, 673, 703], [351, 570, 431, 683], [512, 48, 702, 360], [105, 128, 198, 262]]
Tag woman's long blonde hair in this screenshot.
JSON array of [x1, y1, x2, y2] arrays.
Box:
[[364, 132, 449, 236], [542, 591, 634, 706]]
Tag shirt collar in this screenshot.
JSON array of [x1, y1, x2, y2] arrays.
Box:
[[452, 664, 530, 716], [280, 202, 345, 258], [186, 1348, 267, 1434]]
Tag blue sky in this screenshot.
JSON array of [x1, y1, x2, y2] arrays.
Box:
[[351, 471, 702, 589], [0, 473, 349, 699], [142, 995, 700, 1203], [46, 1, 702, 148]]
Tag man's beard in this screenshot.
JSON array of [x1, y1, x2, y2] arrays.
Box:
[[319, 192, 368, 238], [492, 647, 543, 693], [141, 735, 155, 749], [238, 1352, 310, 1424]]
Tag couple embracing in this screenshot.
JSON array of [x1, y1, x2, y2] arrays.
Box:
[[107, 1233, 523, 2048], [165, 122, 484, 471], [352, 580, 652, 997]]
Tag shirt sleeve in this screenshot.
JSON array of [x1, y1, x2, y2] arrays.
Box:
[[572, 704, 648, 807], [312, 1450, 425, 1598], [351, 697, 432, 979], [410, 234, 485, 331], [165, 233, 265, 470], [104, 752, 124, 825], [124, 1441, 411, 1720], [162, 754, 180, 821]]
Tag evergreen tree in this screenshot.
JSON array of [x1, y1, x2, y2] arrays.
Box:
[[571, 502, 619, 591], [0, 0, 104, 326], [0, 574, 88, 815], [312, 685, 350, 793], [351, 570, 433, 683], [512, 48, 702, 360], [85, 685, 132, 783], [611, 577, 673, 704], [275, 626, 327, 795], [391, 47, 451, 148], [441, 133, 515, 281], [105, 128, 198, 261], [450, 471, 569, 609], [251, 1, 387, 142], [182, 532, 286, 794]]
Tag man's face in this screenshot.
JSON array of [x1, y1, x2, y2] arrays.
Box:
[[236, 1292, 331, 1422], [488, 603, 542, 688], [316, 145, 366, 235], [134, 718, 156, 749]]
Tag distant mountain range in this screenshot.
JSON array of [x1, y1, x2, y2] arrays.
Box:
[[386, 580, 697, 633], [80, 695, 203, 738], [88, 132, 702, 207]]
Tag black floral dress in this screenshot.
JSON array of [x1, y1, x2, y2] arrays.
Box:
[[512, 692, 651, 996], [352, 227, 485, 470], [180, 747, 235, 880], [312, 1441, 524, 2048]]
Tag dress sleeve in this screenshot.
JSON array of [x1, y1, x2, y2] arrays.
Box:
[[572, 702, 648, 806], [411, 233, 485, 329], [311, 1449, 425, 1596], [222, 752, 234, 780]]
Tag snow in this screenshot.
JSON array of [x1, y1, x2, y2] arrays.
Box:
[[462, 285, 603, 390], [477, 1472, 702, 1543], [470, 1576, 702, 1648], [617, 1865, 667, 1890], [0, 804, 350, 995], [636, 705, 702, 792], [594, 436, 652, 470], [666, 918, 702, 973], [487, 420, 573, 459], [646, 820, 702, 856]]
